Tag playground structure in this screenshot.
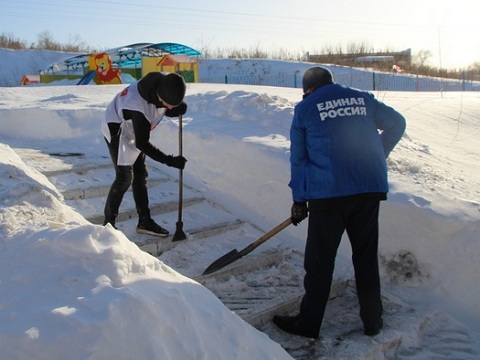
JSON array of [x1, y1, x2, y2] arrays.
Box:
[[39, 42, 201, 85], [87, 52, 122, 85], [21, 74, 40, 85]]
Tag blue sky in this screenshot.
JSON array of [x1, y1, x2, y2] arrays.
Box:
[[1, 0, 478, 69]]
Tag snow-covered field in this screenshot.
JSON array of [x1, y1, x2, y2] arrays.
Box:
[[0, 50, 479, 359]]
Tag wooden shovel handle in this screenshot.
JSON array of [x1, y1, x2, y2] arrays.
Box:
[[248, 217, 293, 251]]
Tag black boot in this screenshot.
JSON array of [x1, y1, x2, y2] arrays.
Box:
[[103, 219, 117, 229], [137, 218, 169, 237], [364, 319, 383, 336], [272, 314, 318, 339]]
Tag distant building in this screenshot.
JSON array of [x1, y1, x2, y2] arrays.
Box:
[[308, 49, 412, 70], [146, 54, 199, 83], [21, 74, 40, 85]]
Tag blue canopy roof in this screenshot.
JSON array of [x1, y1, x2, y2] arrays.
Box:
[[112, 42, 201, 68], [114, 42, 201, 59]]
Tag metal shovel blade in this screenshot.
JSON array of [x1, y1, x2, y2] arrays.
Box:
[[202, 217, 292, 276], [172, 221, 187, 242], [202, 249, 240, 275]]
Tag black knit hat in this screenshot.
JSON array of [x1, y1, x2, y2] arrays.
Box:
[[302, 66, 334, 92], [156, 73, 186, 106]]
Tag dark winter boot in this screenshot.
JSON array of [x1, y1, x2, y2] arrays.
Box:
[[136, 218, 169, 237], [364, 319, 383, 336], [103, 219, 117, 229], [273, 314, 319, 339]]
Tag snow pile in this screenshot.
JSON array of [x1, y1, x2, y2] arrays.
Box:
[[0, 144, 291, 359]]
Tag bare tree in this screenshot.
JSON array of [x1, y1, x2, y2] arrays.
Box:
[[194, 36, 214, 58], [0, 32, 26, 49], [63, 34, 87, 52], [37, 30, 60, 50], [249, 42, 268, 59], [413, 49, 433, 68]]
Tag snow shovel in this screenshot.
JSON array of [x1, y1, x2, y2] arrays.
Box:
[[172, 114, 187, 242], [202, 217, 293, 275]]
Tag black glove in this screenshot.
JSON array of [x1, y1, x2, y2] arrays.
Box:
[[291, 202, 308, 226], [165, 101, 187, 117], [166, 155, 187, 170]]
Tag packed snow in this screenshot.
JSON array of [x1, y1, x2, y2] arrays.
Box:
[[0, 49, 479, 359]]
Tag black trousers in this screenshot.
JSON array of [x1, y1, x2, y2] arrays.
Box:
[[103, 133, 151, 225], [299, 199, 383, 332]]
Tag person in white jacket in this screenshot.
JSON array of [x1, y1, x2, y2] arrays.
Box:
[[102, 72, 187, 236]]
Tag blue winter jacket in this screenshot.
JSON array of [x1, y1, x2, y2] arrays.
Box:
[[289, 83, 406, 203]]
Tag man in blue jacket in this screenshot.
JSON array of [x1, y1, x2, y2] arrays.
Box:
[[273, 67, 406, 339]]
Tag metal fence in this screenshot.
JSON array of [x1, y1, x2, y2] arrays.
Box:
[[199, 71, 480, 92]]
